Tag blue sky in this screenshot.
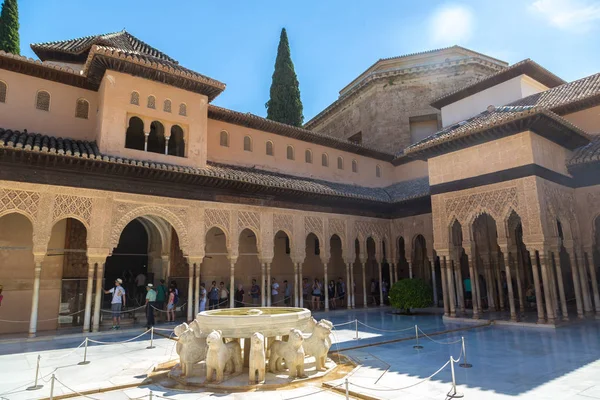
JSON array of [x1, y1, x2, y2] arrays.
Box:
[[18, 0, 600, 122]]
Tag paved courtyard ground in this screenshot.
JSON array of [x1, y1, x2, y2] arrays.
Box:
[[0, 307, 598, 399]]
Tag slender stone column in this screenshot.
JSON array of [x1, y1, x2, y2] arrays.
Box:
[[187, 262, 194, 320], [377, 260, 384, 307], [261, 263, 266, 307], [361, 260, 367, 308], [446, 257, 456, 317], [483, 257, 495, 310], [28, 257, 44, 337], [164, 136, 170, 155], [502, 251, 517, 322], [552, 251, 569, 321], [547, 253, 559, 317], [584, 249, 600, 317], [267, 263, 272, 306], [92, 261, 105, 332], [440, 256, 449, 316], [324, 263, 329, 311], [576, 249, 593, 315], [294, 263, 299, 307], [494, 253, 505, 310], [350, 262, 356, 308], [515, 248, 525, 313], [229, 260, 236, 309], [539, 251, 556, 324], [465, 251, 479, 319], [472, 258, 483, 315], [388, 263, 394, 289], [161, 255, 170, 282], [408, 261, 413, 279], [144, 132, 150, 152], [395, 263, 399, 284], [346, 262, 352, 309], [83, 260, 95, 332], [194, 262, 201, 316], [430, 260, 438, 307], [299, 263, 304, 308], [566, 248, 583, 319], [529, 251, 545, 324], [453, 257, 465, 314]]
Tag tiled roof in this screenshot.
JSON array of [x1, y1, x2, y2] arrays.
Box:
[[0, 128, 428, 204], [430, 59, 565, 109], [208, 105, 395, 161], [403, 106, 590, 156], [567, 136, 600, 168], [31, 30, 177, 63]]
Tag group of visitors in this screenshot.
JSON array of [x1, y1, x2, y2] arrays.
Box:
[[302, 277, 346, 310], [369, 278, 390, 305]]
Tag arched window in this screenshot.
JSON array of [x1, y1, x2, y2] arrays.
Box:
[[179, 103, 187, 116], [168, 125, 186, 157], [243, 135, 252, 152], [305, 149, 313, 164], [376, 164, 382, 178], [266, 141, 274, 156], [36, 90, 50, 111], [286, 145, 295, 160], [147, 95, 156, 109], [322, 153, 329, 167], [163, 99, 172, 113], [125, 116, 145, 151], [130, 91, 139, 105], [352, 159, 358, 173], [337, 156, 344, 170], [0, 81, 7, 103], [147, 121, 165, 154], [219, 130, 229, 147], [75, 98, 89, 119]]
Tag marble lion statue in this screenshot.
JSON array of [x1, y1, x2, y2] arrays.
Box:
[[305, 317, 333, 348], [269, 329, 306, 379], [176, 320, 207, 377], [205, 330, 243, 383], [248, 332, 266, 384], [303, 321, 332, 371]]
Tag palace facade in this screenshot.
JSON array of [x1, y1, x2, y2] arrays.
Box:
[[0, 31, 599, 336]]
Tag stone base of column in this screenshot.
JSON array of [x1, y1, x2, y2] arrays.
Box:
[[547, 317, 556, 325], [537, 318, 545, 324], [28, 332, 36, 338]]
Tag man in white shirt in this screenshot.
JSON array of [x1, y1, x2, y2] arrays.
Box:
[[271, 278, 279, 306], [104, 278, 126, 330], [135, 272, 146, 304]]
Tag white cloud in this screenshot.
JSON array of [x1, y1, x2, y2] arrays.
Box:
[[429, 4, 474, 47], [530, 0, 600, 33]]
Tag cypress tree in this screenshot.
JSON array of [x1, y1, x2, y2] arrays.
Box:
[[0, 0, 19, 55], [266, 28, 303, 127]]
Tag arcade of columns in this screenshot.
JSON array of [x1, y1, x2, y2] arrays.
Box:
[[432, 177, 600, 324], [0, 182, 434, 337]]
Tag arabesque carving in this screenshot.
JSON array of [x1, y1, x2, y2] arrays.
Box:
[[445, 187, 519, 225], [273, 213, 294, 236], [205, 208, 231, 234], [305, 216, 323, 237], [328, 218, 345, 240], [0, 188, 40, 221], [52, 194, 93, 226], [238, 211, 260, 232]]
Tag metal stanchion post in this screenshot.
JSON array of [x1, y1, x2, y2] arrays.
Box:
[[147, 327, 155, 349], [413, 325, 423, 349], [78, 337, 90, 365], [449, 356, 464, 398], [459, 336, 472, 368], [26, 355, 43, 390], [149, 390, 153, 400], [354, 319, 359, 340], [49, 374, 55, 400], [345, 377, 349, 399]]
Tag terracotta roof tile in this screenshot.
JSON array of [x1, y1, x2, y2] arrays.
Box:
[[568, 136, 600, 167]]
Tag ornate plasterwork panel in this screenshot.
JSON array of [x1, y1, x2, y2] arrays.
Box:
[[205, 208, 231, 235], [355, 220, 389, 242], [328, 218, 345, 240], [304, 216, 323, 239], [52, 194, 93, 227], [444, 187, 519, 225], [238, 210, 260, 233], [542, 182, 577, 239], [273, 213, 294, 236], [0, 188, 40, 221]]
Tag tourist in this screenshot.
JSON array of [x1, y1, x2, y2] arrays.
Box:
[[166, 287, 175, 322], [155, 279, 167, 320], [135, 271, 146, 304], [145, 283, 157, 329], [104, 278, 126, 330], [337, 277, 346, 307], [370, 279, 378, 306], [526, 284, 536, 308], [235, 283, 245, 307], [199, 282, 207, 312], [302, 278, 311, 309], [219, 282, 229, 308], [463, 275, 472, 308], [501, 271, 508, 306], [328, 280, 336, 309], [271, 278, 279, 305], [284, 280, 291, 306], [208, 281, 219, 310], [250, 279, 260, 305], [382, 280, 389, 305], [312, 278, 322, 310]]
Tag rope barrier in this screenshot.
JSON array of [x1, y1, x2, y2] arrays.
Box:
[[417, 327, 462, 345], [282, 381, 345, 400], [0, 309, 86, 323], [357, 320, 414, 333], [348, 359, 451, 391], [87, 329, 151, 345], [150, 302, 187, 313], [100, 304, 146, 314], [332, 320, 356, 327], [42, 339, 87, 361], [53, 376, 102, 400]]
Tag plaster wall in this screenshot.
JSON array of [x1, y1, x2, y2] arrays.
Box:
[[529, 132, 572, 177], [441, 75, 548, 127], [207, 119, 394, 187], [393, 160, 429, 182], [95, 71, 208, 168], [563, 105, 600, 134], [0, 69, 98, 140]]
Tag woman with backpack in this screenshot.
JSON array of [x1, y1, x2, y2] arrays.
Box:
[[312, 279, 322, 311], [166, 287, 175, 322]]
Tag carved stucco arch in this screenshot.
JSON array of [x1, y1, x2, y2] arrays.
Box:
[[0, 209, 36, 226], [238, 225, 261, 250], [110, 206, 189, 254], [205, 223, 231, 250]]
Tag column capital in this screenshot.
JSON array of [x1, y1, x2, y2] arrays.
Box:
[[435, 249, 450, 258], [187, 256, 204, 264], [259, 257, 273, 265]]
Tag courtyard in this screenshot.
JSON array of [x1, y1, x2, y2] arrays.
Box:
[[1, 307, 599, 400]]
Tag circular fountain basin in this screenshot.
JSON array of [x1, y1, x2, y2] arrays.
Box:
[[194, 307, 310, 338]]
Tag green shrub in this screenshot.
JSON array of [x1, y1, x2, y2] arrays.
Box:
[[389, 279, 432, 312]]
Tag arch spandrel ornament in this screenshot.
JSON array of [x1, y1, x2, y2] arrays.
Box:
[[304, 215, 324, 243], [444, 186, 520, 227], [0, 188, 41, 222], [52, 194, 93, 228], [110, 204, 190, 253], [204, 208, 231, 236], [273, 213, 294, 238]]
